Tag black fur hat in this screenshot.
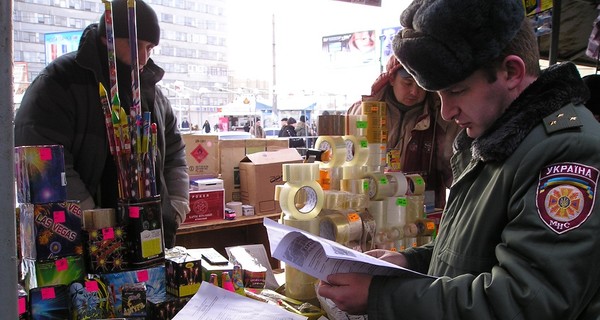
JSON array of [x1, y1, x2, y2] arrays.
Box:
[[393, 0, 525, 91], [98, 0, 160, 46]]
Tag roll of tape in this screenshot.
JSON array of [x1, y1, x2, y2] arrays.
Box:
[[346, 114, 368, 137], [324, 190, 347, 210], [226, 201, 243, 216], [342, 164, 363, 180], [347, 193, 369, 210], [385, 171, 409, 197], [365, 172, 394, 200], [283, 163, 320, 182], [358, 210, 376, 252], [315, 136, 346, 168], [340, 178, 369, 195], [343, 135, 369, 167], [279, 181, 324, 221], [368, 199, 386, 231], [319, 212, 350, 244], [283, 214, 321, 235], [406, 173, 426, 195], [385, 196, 407, 228], [406, 195, 425, 222], [274, 184, 284, 201]]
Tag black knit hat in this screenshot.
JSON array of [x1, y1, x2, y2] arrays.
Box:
[[393, 0, 525, 91], [98, 0, 160, 46], [582, 74, 600, 116]]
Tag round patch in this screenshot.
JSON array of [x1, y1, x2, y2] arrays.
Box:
[[544, 185, 584, 222]]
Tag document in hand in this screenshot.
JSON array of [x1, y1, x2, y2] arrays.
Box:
[[263, 218, 435, 282]]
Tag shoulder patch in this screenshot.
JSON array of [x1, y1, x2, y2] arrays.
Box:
[[537, 162, 598, 234], [543, 104, 582, 134]]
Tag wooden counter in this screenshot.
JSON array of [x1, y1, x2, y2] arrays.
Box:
[[175, 213, 281, 269]]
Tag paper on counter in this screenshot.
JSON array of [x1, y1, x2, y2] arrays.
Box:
[[173, 281, 307, 320]]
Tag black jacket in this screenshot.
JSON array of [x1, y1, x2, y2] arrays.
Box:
[[14, 23, 189, 248]]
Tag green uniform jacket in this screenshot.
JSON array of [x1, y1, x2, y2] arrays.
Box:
[[368, 63, 600, 319]]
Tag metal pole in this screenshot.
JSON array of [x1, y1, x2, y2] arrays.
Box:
[[0, 0, 19, 318], [549, 0, 562, 65]]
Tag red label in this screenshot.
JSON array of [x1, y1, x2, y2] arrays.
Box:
[[86, 280, 99, 292], [55, 258, 68, 271], [53, 210, 66, 223], [137, 270, 149, 282], [191, 143, 208, 164], [39, 147, 52, 161]]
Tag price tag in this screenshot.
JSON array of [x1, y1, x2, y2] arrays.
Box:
[[102, 227, 115, 240], [41, 287, 56, 300], [137, 270, 149, 282], [129, 207, 140, 218], [86, 280, 99, 292], [39, 147, 52, 161], [53, 211, 66, 224], [55, 258, 68, 271]]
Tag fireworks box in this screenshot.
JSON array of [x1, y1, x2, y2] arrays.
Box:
[[14, 145, 67, 204], [117, 196, 165, 266], [182, 189, 225, 224], [82, 225, 129, 273], [187, 248, 234, 287], [100, 265, 166, 318], [165, 252, 203, 297], [33, 201, 83, 261], [146, 294, 191, 320], [29, 285, 70, 320], [68, 278, 113, 319], [18, 285, 28, 320], [35, 254, 85, 287]]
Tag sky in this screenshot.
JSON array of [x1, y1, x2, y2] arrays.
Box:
[[225, 0, 412, 97]]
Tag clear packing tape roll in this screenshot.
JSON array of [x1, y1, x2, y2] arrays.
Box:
[[319, 211, 363, 246], [279, 163, 325, 221], [365, 172, 395, 200], [315, 136, 347, 168], [406, 173, 426, 195], [343, 135, 369, 167]]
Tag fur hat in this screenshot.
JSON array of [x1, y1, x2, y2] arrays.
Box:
[[98, 0, 160, 46], [393, 0, 525, 90]]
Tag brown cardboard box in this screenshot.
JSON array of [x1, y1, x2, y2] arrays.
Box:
[[182, 134, 219, 179], [219, 139, 289, 203], [239, 148, 303, 215]]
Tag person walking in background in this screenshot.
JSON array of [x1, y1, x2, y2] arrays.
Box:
[[14, 0, 189, 248], [348, 55, 460, 209], [319, 1, 600, 318], [278, 117, 288, 137], [250, 119, 265, 138], [202, 120, 211, 133]]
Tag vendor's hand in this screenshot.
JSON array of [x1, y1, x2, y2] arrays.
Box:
[[318, 273, 372, 315], [366, 249, 408, 267]]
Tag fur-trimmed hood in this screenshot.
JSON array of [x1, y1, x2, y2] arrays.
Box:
[[455, 62, 589, 162]]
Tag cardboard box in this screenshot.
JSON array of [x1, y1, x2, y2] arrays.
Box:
[[183, 189, 225, 224], [218, 139, 288, 203], [239, 148, 303, 215], [187, 248, 234, 287], [33, 201, 83, 261], [182, 133, 219, 179]]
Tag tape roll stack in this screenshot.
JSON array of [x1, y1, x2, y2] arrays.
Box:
[[343, 135, 369, 167], [318, 114, 346, 136], [361, 101, 388, 144], [279, 163, 324, 221]]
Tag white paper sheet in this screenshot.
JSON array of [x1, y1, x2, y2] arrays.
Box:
[[173, 281, 307, 320]]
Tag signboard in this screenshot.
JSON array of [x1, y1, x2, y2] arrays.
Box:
[[322, 29, 377, 67], [379, 26, 402, 70], [44, 30, 83, 64]]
